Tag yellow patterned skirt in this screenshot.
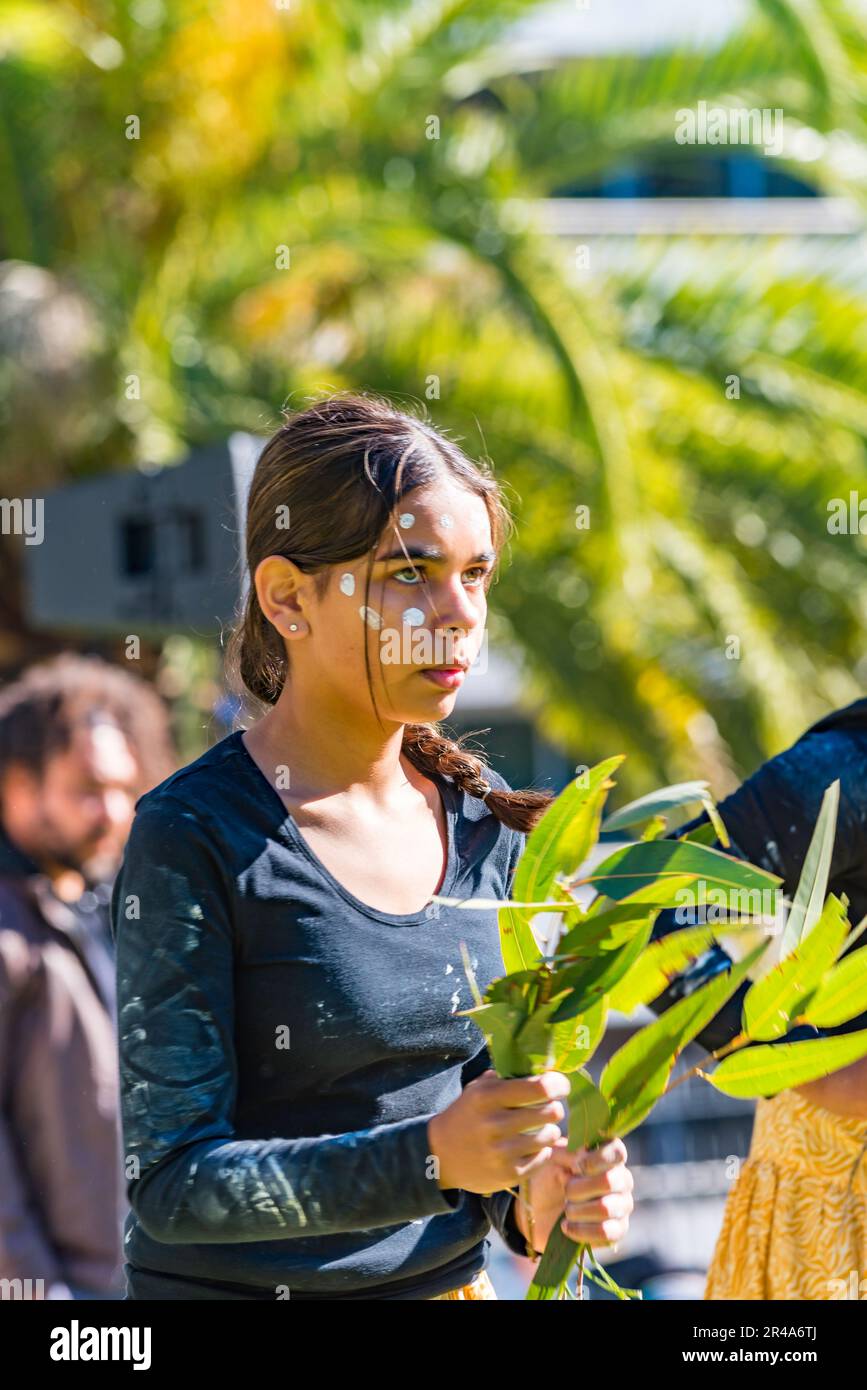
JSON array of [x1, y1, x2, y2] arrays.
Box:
[[429, 1270, 499, 1300], [705, 1087, 867, 1300]]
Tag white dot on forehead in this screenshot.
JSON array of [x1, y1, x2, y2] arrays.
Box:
[[339, 573, 355, 596], [439, 513, 454, 528], [359, 605, 383, 630], [398, 513, 415, 529], [402, 607, 425, 626]]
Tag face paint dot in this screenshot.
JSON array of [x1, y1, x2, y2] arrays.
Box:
[[359, 605, 383, 630], [439, 513, 454, 528], [339, 572, 355, 596], [402, 607, 425, 627], [399, 513, 415, 529]]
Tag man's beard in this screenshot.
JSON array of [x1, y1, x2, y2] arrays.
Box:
[[34, 810, 117, 885], [78, 847, 118, 886]]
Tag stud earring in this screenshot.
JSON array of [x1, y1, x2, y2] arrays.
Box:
[[289, 623, 299, 632]]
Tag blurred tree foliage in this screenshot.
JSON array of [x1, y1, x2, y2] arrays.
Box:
[[1, 0, 867, 789]]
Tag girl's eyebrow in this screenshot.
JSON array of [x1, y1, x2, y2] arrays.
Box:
[[374, 545, 496, 565]]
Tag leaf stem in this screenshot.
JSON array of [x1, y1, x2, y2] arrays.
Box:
[[665, 1031, 748, 1092], [517, 1176, 538, 1260], [576, 1244, 586, 1300]]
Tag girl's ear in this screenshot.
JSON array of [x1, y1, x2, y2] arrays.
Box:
[[254, 556, 308, 640]]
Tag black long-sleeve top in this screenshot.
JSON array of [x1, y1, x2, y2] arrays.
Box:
[[111, 730, 530, 1299], [648, 698, 867, 1054]]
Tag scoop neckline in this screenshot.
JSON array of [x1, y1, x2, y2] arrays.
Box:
[[229, 728, 461, 926]]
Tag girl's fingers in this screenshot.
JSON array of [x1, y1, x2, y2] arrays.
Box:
[[560, 1214, 630, 1247], [573, 1137, 628, 1174], [564, 1189, 634, 1225], [495, 1100, 566, 1137], [547, 1142, 580, 1172], [555, 1139, 633, 1244], [564, 1158, 634, 1203]]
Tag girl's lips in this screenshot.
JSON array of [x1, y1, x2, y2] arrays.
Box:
[[421, 668, 465, 690]]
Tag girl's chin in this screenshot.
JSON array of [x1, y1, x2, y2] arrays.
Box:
[[394, 678, 460, 719], [415, 689, 459, 715]]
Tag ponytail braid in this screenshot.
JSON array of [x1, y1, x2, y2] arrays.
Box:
[[402, 722, 554, 834]]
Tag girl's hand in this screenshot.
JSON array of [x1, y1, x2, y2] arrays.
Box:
[[428, 1070, 571, 1194], [515, 1135, 634, 1255]]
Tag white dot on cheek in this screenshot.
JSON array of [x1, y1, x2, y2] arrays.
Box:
[[439, 513, 454, 529], [402, 607, 425, 627], [339, 573, 355, 596], [398, 513, 415, 529], [359, 605, 383, 630]]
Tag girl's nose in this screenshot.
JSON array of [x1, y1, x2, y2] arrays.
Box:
[[433, 580, 483, 631]]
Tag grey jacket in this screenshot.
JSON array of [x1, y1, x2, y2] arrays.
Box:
[[0, 826, 124, 1294]]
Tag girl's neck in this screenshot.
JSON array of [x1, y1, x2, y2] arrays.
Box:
[[242, 698, 414, 805]]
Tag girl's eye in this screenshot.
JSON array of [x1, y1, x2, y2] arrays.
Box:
[[390, 565, 492, 586], [464, 566, 491, 587]]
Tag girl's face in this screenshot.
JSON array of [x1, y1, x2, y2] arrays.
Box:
[[313, 477, 495, 725]]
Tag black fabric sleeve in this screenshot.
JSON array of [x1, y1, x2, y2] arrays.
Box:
[[112, 797, 462, 1244]]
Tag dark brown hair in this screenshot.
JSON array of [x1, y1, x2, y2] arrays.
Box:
[[226, 391, 554, 833], [0, 652, 176, 794]]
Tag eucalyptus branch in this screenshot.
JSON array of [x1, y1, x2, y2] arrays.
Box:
[[667, 1031, 749, 1092]]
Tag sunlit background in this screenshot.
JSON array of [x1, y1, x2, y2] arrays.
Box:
[[3, 0, 867, 1297]]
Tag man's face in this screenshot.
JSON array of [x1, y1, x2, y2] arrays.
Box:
[[6, 720, 140, 881]]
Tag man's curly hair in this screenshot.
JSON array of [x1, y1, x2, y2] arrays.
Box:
[[0, 653, 176, 795]]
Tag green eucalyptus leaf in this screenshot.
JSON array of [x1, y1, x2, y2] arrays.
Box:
[[528, 1225, 583, 1299], [601, 781, 710, 833], [435, 894, 575, 912], [512, 756, 624, 907], [743, 893, 849, 1040], [484, 970, 538, 1004], [554, 879, 698, 961], [549, 918, 655, 1023], [801, 946, 867, 1028], [599, 940, 769, 1135], [708, 1028, 867, 1098], [557, 903, 662, 958], [700, 797, 730, 849], [841, 913, 867, 957], [640, 815, 668, 841], [678, 822, 718, 846], [780, 779, 840, 956], [583, 876, 700, 916], [608, 924, 722, 1013], [460, 1001, 526, 1079], [552, 997, 608, 1070], [498, 903, 543, 975], [581, 838, 781, 908], [566, 1069, 610, 1150], [512, 992, 572, 1072]]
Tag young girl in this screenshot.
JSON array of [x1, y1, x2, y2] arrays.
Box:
[[112, 392, 634, 1300]]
